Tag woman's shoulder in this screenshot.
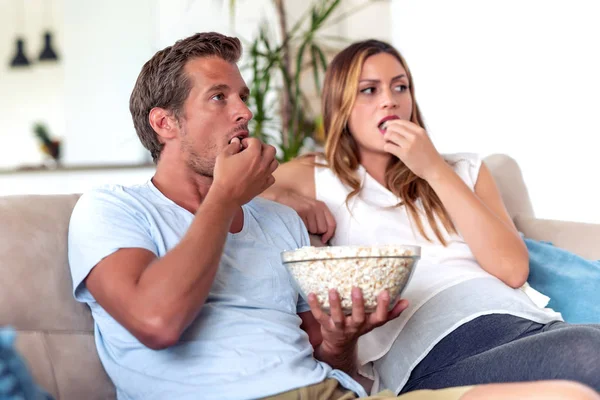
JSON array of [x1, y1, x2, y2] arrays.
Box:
[[279, 152, 331, 176], [442, 152, 482, 167], [277, 153, 319, 176], [296, 152, 329, 168], [442, 152, 483, 190], [272, 153, 322, 198]]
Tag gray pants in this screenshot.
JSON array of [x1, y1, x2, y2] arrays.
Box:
[[400, 314, 600, 393]]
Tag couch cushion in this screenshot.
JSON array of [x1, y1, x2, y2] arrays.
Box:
[[0, 194, 91, 332], [0, 194, 115, 399], [523, 238, 600, 324], [515, 214, 600, 260], [484, 154, 534, 219]]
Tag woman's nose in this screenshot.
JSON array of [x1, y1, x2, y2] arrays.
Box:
[[380, 89, 398, 109]]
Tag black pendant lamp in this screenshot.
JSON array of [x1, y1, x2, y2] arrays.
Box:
[[10, 37, 31, 67], [9, 1, 30, 68], [39, 0, 59, 62], [39, 31, 59, 61]]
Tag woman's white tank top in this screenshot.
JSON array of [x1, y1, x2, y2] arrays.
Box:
[[313, 153, 560, 390]]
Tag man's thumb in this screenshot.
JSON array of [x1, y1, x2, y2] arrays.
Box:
[[224, 137, 243, 155]]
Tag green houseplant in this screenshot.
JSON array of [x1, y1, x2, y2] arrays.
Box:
[[232, 0, 379, 161]]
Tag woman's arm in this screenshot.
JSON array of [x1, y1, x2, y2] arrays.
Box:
[[382, 120, 528, 288], [261, 155, 337, 243], [261, 155, 316, 199], [426, 161, 529, 288]]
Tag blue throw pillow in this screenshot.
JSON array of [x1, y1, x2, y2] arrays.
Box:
[[525, 238, 600, 323], [0, 327, 54, 400]]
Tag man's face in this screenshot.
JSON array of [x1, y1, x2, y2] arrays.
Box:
[[177, 56, 252, 177]]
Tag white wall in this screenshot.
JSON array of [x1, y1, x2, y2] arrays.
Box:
[[0, 0, 392, 195], [62, 0, 156, 165], [1, 0, 391, 173], [0, 0, 155, 168], [0, 0, 65, 169], [391, 0, 600, 224]]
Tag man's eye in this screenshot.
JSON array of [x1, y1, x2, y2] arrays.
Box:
[[212, 93, 225, 101], [360, 87, 375, 94], [241, 95, 249, 104]]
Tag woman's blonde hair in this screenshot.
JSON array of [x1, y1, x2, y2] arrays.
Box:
[[322, 39, 456, 244]]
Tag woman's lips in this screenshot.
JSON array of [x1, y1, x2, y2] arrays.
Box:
[[378, 116, 400, 133]]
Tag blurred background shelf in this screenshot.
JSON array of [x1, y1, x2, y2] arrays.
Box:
[[0, 163, 155, 196]]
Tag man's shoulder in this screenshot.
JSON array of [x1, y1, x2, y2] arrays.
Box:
[[72, 182, 155, 222], [248, 197, 305, 231], [249, 197, 300, 220], [77, 182, 151, 206], [248, 197, 308, 246]]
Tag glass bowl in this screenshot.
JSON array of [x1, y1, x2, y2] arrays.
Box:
[[281, 244, 420, 314]]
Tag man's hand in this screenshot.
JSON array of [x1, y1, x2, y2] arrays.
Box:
[[309, 288, 408, 356], [279, 190, 336, 244], [212, 137, 278, 206]]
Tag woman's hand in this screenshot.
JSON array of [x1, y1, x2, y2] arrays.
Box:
[[382, 119, 449, 182], [279, 190, 337, 244], [308, 288, 408, 355]]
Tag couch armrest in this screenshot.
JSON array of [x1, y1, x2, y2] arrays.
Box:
[[515, 215, 600, 260]]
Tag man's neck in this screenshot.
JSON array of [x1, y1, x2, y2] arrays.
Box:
[[151, 157, 244, 234], [152, 161, 212, 214]]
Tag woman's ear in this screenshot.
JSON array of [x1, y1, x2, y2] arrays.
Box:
[[149, 107, 179, 142]]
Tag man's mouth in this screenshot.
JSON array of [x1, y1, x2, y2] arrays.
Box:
[[228, 127, 250, 151], [229, 135, 246, 144], [378, 115, 400, 133], [228, 127, 249, 144]]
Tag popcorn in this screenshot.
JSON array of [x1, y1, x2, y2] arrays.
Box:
[[281, 245, 420, 314]]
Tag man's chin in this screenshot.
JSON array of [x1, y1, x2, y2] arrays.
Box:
[[186, 160, 214, 179]]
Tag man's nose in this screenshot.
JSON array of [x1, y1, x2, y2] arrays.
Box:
[[236, 100, 253, 123]]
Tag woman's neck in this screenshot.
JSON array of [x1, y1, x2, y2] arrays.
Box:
[[359, 150, 393, 188]]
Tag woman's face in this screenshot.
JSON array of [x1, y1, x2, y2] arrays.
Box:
[[347, 52, 413, 157]]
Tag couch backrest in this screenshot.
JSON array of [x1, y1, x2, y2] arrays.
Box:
[[0, 154, 533, 400], [0, 194, 115, 400], [484, 154, 534, 219]]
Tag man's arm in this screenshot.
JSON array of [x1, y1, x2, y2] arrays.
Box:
[[86, 189, 237, 350], [300, 310, 374, 391], [299, 290, 408, 388], [81, 138, 278, 350]]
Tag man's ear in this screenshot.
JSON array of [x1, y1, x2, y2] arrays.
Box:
[[149, 107, 180, 142]]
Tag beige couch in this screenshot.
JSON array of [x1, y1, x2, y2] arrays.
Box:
[[1, 154, 599, 400]]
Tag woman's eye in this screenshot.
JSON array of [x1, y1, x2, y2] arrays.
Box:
[[394, 85, 408, 92], [360, 87, 375, 94]]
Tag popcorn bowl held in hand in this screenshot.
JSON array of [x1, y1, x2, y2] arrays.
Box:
[[281, 245, 420, 314]]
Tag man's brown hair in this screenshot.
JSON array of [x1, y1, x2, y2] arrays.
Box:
[[130, 32, 242, 163]]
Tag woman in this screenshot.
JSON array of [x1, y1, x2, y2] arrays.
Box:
[[262, 39, 600, 395]]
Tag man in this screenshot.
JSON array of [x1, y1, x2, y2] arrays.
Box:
[[67, 32, 599, 400]]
